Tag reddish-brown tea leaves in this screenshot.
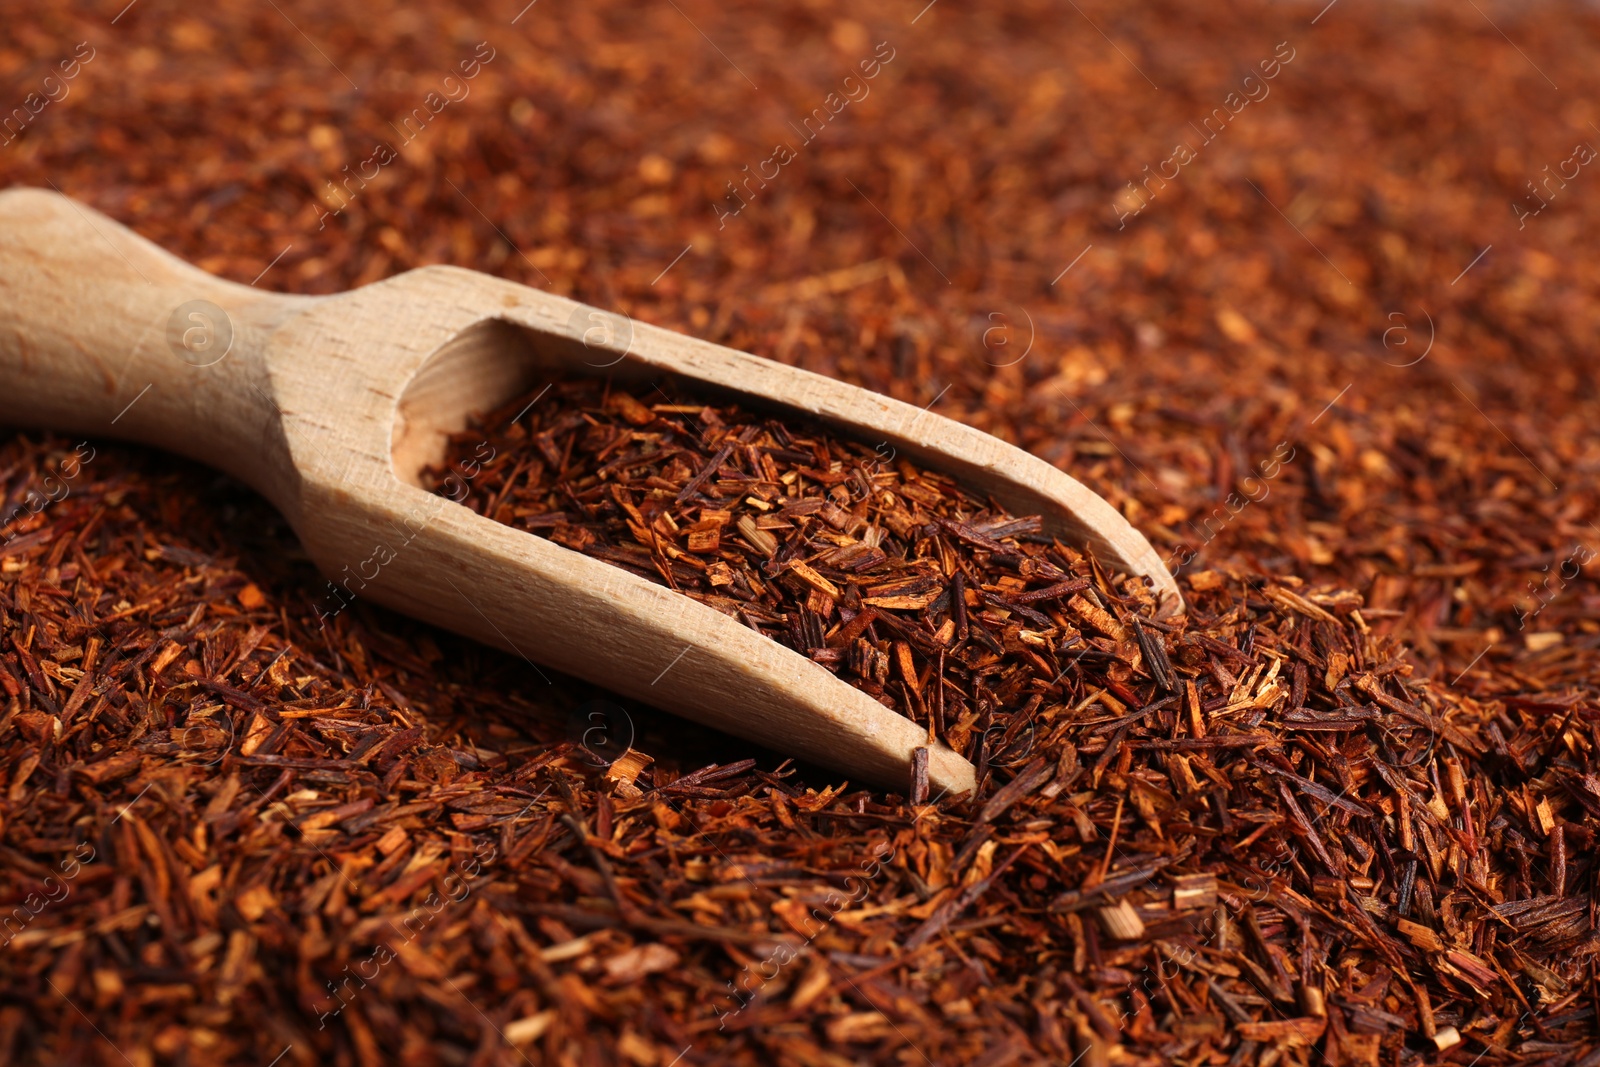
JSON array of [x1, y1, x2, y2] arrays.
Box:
[[412, 381, 1600, 1063], [4, 432, 1598, 1062], [426, 378, 1157, 764], [5, 0, 1600, 1062]]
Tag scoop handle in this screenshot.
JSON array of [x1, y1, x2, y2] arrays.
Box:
[[0, 188, 313, 500]]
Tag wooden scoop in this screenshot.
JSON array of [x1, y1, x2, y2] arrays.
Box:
[[0, 188, 1178, 796]]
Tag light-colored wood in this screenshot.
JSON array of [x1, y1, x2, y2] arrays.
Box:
[[0, 188, 1180, 796]]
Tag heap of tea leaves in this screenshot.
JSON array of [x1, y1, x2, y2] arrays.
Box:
[[414, 380, 1595, 1060], [427, 379, 1165, 773]]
